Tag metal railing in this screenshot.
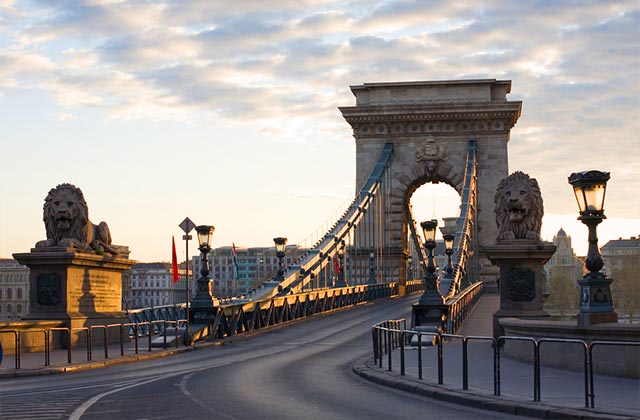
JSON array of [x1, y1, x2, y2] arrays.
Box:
[[197, 282, 405, 340], [371, 321, 640, 408], [445, 281, 483, 334], [0, 319, 187, 369]]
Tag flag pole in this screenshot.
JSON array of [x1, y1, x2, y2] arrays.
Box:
[[184, 234, 190, 340]]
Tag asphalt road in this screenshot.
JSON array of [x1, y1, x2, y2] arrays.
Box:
[[0, 295, 527, 419]]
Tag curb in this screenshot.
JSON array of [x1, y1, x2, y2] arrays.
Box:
[[352, 358, 636, 420]]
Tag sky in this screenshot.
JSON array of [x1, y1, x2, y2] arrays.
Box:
[[0, 0, 638, 262]]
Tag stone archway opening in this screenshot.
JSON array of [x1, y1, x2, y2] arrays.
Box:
[[406, 180, 461, 280], [409, 181, 461, 238]]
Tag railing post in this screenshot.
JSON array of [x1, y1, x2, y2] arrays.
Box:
[[87, 328, 92, 361], [437, 333, 443, 385], [534, 340, 540, 401], [119, 325, 125, 356], [417, 333, 423, 380], [400, 331, 405, 376], [462, 337, 468, 390], [495, 338, 502, 396], [44, 330, 50, 366], [147, 322, 152, 352], [387, 327, 392, 372], [103, 327, 109, 359]]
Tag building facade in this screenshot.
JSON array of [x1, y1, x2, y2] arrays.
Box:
[[192, 245, 305, 297], [543, 228, 584, 315], [601, 235, 640, 276], [544, 228, 584, 282], [129, 262, 190, 309], [0, 259, 30, 320]]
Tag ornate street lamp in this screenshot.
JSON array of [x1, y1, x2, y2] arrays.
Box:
[[443, 233, 455, 277], [336, 240, 346, 287], [191, 225, 215, 308], [368, 252, 376, 284], [568, 170, 617, 326], [273, 237, 287, 282], [419, 219, 444, 304]]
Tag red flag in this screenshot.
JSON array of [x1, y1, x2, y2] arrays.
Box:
[[172, 236, 179, 283], [333, 254, 341, 274]]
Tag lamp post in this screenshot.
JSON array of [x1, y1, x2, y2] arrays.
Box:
[[178, 217, 196, 340], [443, 233, 455, 277], [568, 170, 617, 327], [335, 240, 346, 287], [368, 252, 376, 284], [419, 219, 444, 304], [273, 237, 287, 282], [191, 225, 216, 308]]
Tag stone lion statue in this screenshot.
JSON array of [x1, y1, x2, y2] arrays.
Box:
[[35, 183, 120, 256], [494, 171, 543, 241]]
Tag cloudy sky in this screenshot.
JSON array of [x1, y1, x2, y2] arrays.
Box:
[[0, 0, 638, 262]]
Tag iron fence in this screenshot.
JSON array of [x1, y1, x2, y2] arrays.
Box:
[[0, 319, 187, 369], [371, 321, 640, 408]]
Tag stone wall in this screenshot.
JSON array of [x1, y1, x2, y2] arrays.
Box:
[[500, 317, 640, 378]]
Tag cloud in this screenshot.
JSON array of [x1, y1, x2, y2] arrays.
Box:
[[49, 112, 77, 121], [1, 0, 638, 214]]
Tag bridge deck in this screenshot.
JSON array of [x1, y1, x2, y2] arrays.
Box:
[[457, 293, 500, 337]]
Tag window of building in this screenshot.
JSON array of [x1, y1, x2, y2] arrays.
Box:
[[7, 304, 12, 313], [7, 288, 12, 299], [17, 304, 22, 313], [17, 288, 22, 299]]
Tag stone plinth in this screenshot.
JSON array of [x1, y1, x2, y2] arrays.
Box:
[[411, 303, 447, 332], [13, 247, 135, 346], [484, 241, 556, 339]]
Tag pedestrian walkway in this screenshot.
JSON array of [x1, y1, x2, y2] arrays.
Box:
[[0, 336, 194, 378], [353, 294, 640, 419]]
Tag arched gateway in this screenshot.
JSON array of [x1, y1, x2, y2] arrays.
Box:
[[339, 79, 522, 288]]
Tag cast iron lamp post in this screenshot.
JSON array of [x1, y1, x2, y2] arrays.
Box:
[[568, 170, 617, 326], [191, 225, 215, 308], [443, 233, 455, 277], [273, 237, 287, 282], [336, 240, 346, 287], [419, 219, 444, 304], [368, 252, 376, 284]]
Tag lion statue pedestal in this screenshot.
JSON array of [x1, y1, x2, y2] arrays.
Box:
[[485, 242, 555, 339], [13, 183, 135, 347], [486, 171, 556, 339]]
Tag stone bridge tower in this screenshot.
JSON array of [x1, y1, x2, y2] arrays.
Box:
[[339, 79, 522, 288]]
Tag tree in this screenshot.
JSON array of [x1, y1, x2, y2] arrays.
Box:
[[611, 264, 640, 322], [545, 271, 579, 317]]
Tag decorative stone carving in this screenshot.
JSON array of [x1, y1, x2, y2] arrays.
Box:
[[415, 135, 446, 162], [494, 171, 543, 242], [506, 267, 536, 301], [35, 183, 123, 256], [36, 273, 62, 305], [416, 135, 447, 174]]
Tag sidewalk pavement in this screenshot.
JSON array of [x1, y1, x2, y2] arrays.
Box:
[[352, 294, 640, 419], [0, 337, 198, 378]]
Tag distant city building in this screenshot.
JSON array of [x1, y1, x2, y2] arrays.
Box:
[[544, 228, 584, 282], [543, 228, 584, 315], [192, 245, 305, 297], [0, 259, 30, 320], [129, 262, 190, 309], [601, 235, 640, 276]]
